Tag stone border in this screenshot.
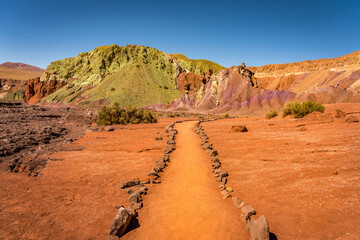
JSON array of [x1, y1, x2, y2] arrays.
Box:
[[195, 119, 271, 240], [107, 120, 193, 239]]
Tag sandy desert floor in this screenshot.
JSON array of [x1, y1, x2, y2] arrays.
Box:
[[0, 103, 359, 239], [202, 103, 360, 239]]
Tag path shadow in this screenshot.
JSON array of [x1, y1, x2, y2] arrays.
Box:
[[270, 232, 278, 240], [123, 217, 140, 235]]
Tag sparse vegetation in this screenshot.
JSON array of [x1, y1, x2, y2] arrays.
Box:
[[282, 100, 325, 118], [265, 109, 278, 119], [96, 103, 157, 126], [220, 113, 230, 119], [167, 113, 175, 118], [3, 89, 26, 100], [169, 53, 225, 74]]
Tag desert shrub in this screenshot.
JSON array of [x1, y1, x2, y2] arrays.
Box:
[[167, 113, 175, 118], [97, 103, 157, 126], [175, 113, 180, 117], [265, 109, 278, 119], [282, 100, 325, 118], [220, 113, 230, 119]]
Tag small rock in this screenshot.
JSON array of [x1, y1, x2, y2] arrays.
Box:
[[212, 157, 220, 163], [249, 216, 270, 240], [334, 109, 346, 118], [108, 207, 133, 238], [141, 179, 150, 185], [126, 189, 133, 194], [232, 197, 243, 208], [104, 126, 114, 132], [209, 150, 219, 157], [129, 192, 141, 205], [212, 162, 221, 170], [219, 171, 229, 179], [151, 179, 161, 184], [221, 189, 231, 199], [345, 115, 359, 123], [241, 205, 256, 222], [131, 202, 143, 210], [120, 180, 140, 189]]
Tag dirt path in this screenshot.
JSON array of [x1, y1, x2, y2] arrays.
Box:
[[123, 121, 248, 240]]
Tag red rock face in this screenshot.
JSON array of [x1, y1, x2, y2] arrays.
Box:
[[24, 77, 67, 104], [175, 70, 213, 94]]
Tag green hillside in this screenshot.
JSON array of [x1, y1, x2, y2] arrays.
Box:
[[43, 44, 182, 107], [169, 53, 225, 74]]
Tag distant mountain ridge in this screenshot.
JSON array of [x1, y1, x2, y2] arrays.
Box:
[[21, 45, 360, 112], [0, 62, 44, 72], [248, 51, 360, 94]]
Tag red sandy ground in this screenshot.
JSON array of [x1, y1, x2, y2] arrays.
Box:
[[1, 104, 359, 239], [202, 103, 360, 239], [0, 118, 177, 239]]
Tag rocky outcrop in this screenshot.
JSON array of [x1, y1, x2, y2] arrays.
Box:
[[24, 77, 67, 104], [175, 69, 213, 94], [150, 59, 360, 114]]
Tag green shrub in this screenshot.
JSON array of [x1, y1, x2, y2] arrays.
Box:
[[97, 103, 157, 125], [282, 100, 325, 118], [265, 109, 278, 119], [220, 113, 230, 119], [167, 113, 175, 118]]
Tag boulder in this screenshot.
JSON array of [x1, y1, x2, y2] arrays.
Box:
[[108, 207, 133, 238], [231, 125, 248, 132], [249, 216, 270, 240]]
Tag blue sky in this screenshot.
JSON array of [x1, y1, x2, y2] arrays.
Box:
[[0, 0, 359, 69]]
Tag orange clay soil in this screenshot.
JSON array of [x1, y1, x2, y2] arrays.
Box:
[[122, 121, 248, 240], [202, 103, 360, 240], [0, 118, 179, 240]]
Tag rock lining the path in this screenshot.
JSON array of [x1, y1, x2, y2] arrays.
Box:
[[195, 118, 271, 240], [109, 120, 195, 238], [108, 207, 133, 239]]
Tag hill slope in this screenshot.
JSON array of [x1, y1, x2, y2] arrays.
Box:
[[151, 64, 360, 115], [0, 65, 43, 81], [169, 53, 225, 75], [26, 44, 183, 106], [0, 62, 44, 72]]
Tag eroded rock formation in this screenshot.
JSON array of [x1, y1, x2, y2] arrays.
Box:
[[24, 77, 67, 104]]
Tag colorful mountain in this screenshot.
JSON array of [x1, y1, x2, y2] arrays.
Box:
[[25, 44, 184, 106]]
